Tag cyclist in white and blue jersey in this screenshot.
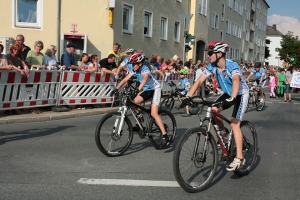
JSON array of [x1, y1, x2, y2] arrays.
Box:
[[114, 48, 135, 80], [181, 40, 249, 172], [112, 53, 170, 148], [246, 62, 266, 102]]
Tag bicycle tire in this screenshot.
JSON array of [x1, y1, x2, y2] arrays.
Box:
[[173, 127, 218, 193], [229, 121, 258, 176], [159, 96, 175, 112], [148, 110, 177, 149], [95, 112, 133, 157], [189, 96, 204, 115], [256, 92, 265, 111]]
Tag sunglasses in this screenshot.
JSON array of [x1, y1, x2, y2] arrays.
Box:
[[208, 51, 214, 56]]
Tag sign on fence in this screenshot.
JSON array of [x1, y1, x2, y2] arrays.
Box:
[[291, 72, 300, 88]]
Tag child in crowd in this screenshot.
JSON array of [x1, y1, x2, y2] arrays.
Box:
[[268, 72, 276, 98], [177, 69, 191, 117]]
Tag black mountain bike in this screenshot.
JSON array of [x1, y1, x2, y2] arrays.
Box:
[[95, 80, 177, 157], [173, 99, 257, 193], [159, 81, 203, 114]]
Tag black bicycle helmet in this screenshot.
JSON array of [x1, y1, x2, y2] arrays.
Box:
[[254, 62, 261, 68]]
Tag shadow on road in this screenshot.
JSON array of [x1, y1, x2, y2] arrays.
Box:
[[0, 126, 75, 145]]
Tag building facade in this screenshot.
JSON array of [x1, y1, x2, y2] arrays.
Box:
[[265, 24, 283, 66], [0, 0, 270, 64]]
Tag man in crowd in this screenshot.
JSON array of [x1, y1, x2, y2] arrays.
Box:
[[108, 43, 121, 66], [61, 43, 80, 70], [16, 34, 31, 61]]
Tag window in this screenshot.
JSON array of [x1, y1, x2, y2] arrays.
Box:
[[174, 21, 180, 42], [239, 3, 243, 15], [222, 3, 225, 21], [228, 0, 233, 8], [226, 20, 231, 34], [176, 0, 182, 2], [234, 0, 238, 12], [220, 31, 223, 41], [160, 17, 168, 40], [13, 0, 43, 28], [122, 3, 134, 34], [199, 0, 207, 16], [246, 10, 250, 21], [144, 11, 153, 37], [211, 12, 219, 29]]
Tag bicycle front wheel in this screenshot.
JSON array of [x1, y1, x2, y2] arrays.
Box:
[[256, 92, 265, 111], [159, 96, 175, 112], [148, 110, 177, 149], [95, 112, 133, 157], [229, 121, 258, 176], [173, 127, 218, 193]]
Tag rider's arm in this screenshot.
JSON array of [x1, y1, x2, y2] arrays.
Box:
[[259, 73, 265, 85], [138, 73, 148, 91], [231, 75, 240, 98], [246, 72, 253, 81], [186, 73, 207, 97], [116, 73, 133, 90]]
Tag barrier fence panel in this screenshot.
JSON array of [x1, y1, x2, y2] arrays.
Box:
[[58, 71, 116, 106], [0, 70, 60, 110]]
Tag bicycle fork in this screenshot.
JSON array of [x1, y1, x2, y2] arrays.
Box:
[[114, 106, 128, 136]]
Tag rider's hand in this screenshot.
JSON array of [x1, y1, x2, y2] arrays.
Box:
[[110, 89, 119, 97], [221, 96, 236, 110], [180, 96, 192, 108], [115, 75, 119, 81]]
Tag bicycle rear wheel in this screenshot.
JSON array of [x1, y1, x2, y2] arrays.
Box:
[[256, 92, 265, 111], [173, 127, 218, 193], [229, 121, 258, 176], [95, 112, 133, 157], [148, 110, 177, 149], [159, 96, 174, 112]]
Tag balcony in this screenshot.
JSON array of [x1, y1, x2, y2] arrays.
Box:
[[249, 42, 254, 50], [251, 2, 255, 12], [250, 23, 255, 31]]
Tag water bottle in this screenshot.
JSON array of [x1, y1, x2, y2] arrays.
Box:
[[137, 113, 144, 123], [219, 127, 228, 143]]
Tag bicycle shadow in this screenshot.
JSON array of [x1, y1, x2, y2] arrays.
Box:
[[0, 126, 75, 145]]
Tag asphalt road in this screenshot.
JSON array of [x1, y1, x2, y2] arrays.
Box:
[[1, 92, 300, 200]]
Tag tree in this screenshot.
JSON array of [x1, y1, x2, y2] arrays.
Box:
[[275, 31, 300, 67]]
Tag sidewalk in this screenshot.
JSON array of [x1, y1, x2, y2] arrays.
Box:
[[0, 105, 119, 125]]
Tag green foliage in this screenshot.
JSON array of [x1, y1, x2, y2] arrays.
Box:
[[276, 31, 300, 67]]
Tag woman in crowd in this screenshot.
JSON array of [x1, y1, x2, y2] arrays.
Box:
[[277, 68, 286, 98], [26, 40, 45, 70], [6, 43, 30, 75], [284, 66, 293, 102], [44, 45, 58, 69], [88, 54, 100, 73], [77, 53, 90, 72]]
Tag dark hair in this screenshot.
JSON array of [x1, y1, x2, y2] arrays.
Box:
[[0, 44, 3, 52], [108, 54, 116, 59], [287, 66, 294, 74], [89, 54, 98, 62], [79, 53, 89, 62], [150, 57, 157, 64], [254, 62, 261, 67], [16, 34, 25, 40]]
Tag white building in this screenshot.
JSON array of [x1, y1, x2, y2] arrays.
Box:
[[265, 24, 283, 66]]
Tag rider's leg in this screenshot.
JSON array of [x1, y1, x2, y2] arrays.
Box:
[[151, 104, 167, 135], [133, 95, 144, 114], [230, 118, 243, 159]]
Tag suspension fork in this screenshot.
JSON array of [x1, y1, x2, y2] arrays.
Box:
[[116, 106, 127, 135]]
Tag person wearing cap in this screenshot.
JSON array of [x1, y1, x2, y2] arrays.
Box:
[[180, 40, 249, 172], [61, 43, 80, 71], [246, 62, 266, 102]]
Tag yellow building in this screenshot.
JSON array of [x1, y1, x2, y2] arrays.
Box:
[[1, 0, 194, 62]]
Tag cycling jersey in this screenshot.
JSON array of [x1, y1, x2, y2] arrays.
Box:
[[179, 77, 190, 95], [130, 65, 160, 91], [203, 59, 249, 95], [120, 57, 133, 72], [251, 68, 265, 80]]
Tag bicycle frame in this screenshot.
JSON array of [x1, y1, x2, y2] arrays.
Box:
[[199, 106, 234, 158]]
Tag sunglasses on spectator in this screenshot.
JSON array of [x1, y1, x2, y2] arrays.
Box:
[[207, 51, 214, 56]]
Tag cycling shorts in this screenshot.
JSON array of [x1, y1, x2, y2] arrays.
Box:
[[214, 93, 249, 121], [139, 88, 162, 105], [253, 80, 266, 87]]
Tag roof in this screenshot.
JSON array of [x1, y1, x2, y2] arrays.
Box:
[[266, 25, 283, 36], [263, 0, 270, 8]]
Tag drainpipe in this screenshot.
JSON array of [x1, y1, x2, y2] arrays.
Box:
[[56, 0, 61, 62]]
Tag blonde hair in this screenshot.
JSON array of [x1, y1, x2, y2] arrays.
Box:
[[45, 45, 56, 57]]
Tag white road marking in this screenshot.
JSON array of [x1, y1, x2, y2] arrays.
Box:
[[77, 178, 180, 187]]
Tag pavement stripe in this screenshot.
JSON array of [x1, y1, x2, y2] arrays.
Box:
[[77, 178, 180, 187]]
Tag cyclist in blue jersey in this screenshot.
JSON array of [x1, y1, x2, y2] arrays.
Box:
[[246, 62, 266, 102], [177, 69, 192, 117], [114, 48, 135, 79], [112, 53, 170, 148], [181, 40, 249, 172]]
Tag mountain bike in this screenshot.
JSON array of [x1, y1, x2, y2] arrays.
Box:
[[95, 80, 177, 157], [246, 80, 266, 112], [159, 81, 203, 114], [173, 99, 257, 193]]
